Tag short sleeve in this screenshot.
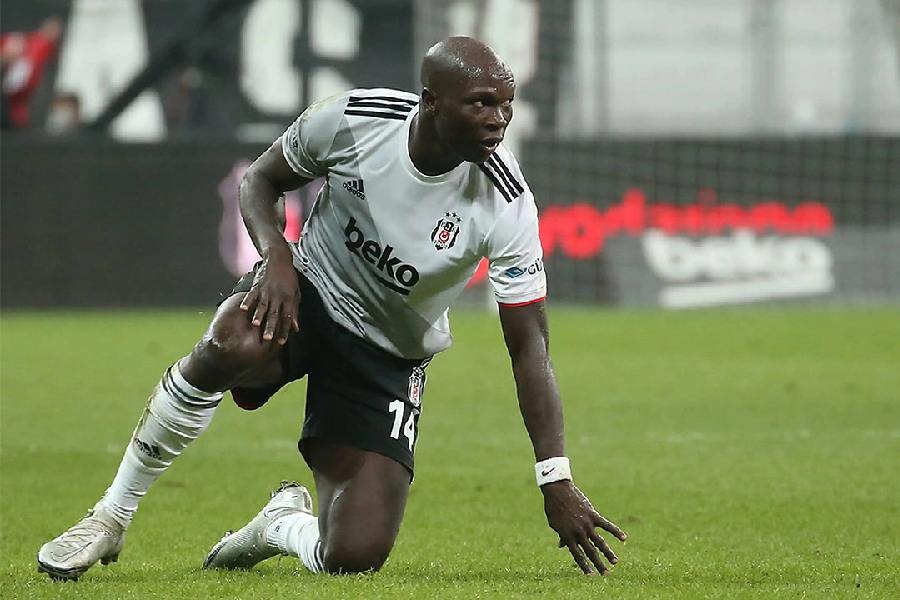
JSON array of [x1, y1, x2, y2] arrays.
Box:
[[484, 191, 547, 306], [281, 92, 349, 178]]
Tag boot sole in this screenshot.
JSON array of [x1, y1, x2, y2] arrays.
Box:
[[37, 552, 119, 581]]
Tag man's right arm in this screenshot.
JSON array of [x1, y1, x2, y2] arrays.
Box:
[[238, 139, 314, 345]]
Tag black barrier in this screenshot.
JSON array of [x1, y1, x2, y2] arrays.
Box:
[[1, 139, 264, 307], [521, 136, 899, 225], [514, 136, 900, 306], [3, 137, 898, 308]]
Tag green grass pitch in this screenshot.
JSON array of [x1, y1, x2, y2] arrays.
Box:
[[1, 307, 898, 598]]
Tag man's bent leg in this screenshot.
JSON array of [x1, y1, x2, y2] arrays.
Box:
[[38, 295, 289, 580], [102, 294, 287, 524], [204, 273, 418, 575], [267, 440, 410, 574]]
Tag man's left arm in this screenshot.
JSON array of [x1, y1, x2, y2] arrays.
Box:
[[499, 301, 627, 576]]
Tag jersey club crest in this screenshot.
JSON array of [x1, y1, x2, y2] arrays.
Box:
[[431, 212, 461, 251], [408, 366, 425, 409]]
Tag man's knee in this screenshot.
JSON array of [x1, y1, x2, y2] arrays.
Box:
[[183, 297, 281, 389], [321, 538, 393, 574], [196, 303, 275, 365]]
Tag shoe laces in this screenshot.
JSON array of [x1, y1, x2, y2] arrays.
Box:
[[272, 481, 302, 497], [266, 481, 310, 515]]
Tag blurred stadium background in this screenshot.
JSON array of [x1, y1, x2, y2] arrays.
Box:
[[3, 0, 898, 309], [2, 2, 899, 597]]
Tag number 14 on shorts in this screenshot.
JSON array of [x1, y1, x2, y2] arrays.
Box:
[[388, 400, 417, 451]]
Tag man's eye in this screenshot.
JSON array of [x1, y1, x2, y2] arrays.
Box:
[[472, 100, 484, 108]]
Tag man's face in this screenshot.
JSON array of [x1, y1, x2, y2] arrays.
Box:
[[430, 71, 515, 164]]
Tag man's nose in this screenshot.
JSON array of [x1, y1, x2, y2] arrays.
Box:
[[485, 107, 507, 130]]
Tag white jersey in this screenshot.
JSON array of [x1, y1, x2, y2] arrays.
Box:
[[281, 88, 546, 358]]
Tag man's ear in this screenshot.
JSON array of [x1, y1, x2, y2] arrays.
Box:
[[421, 87, 438, 114]]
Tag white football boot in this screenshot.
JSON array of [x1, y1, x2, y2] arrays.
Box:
[[37, 502, 126, 581], [203, 481, 313, 570]]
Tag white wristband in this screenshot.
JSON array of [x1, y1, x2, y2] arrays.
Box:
[[535, 457, 572, 487]]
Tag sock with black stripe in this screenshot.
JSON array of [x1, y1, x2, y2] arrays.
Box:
[[266, 512, 324, 573], [99, 360, 223, 527]]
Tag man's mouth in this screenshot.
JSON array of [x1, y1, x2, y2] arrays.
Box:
[[480, 137, 502, 152]]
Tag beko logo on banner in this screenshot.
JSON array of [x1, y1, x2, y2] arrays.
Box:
[[642, 230, 834, 308]]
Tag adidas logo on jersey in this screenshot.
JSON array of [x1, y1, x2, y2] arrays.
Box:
[[343, 179, 366, 200], [344, 218, 420, 295]]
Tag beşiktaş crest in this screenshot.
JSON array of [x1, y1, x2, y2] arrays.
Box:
[[431, 212, 462, 250], [408, 366, 425, 409]]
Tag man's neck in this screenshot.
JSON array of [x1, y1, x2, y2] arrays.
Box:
[[408, 114, 463, 176]]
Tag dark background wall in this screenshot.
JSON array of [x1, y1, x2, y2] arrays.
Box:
[[1, 139, 263, 307]]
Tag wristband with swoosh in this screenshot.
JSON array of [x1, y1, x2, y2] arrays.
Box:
[[535, 457, 572, 486]]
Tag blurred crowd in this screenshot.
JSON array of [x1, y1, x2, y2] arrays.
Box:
[[1, 12, 218, 140], [1, 15, 82, 135]]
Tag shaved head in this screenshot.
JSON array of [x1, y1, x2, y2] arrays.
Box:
[[410, 36, 516, 172], [420, 36, 514, 93]]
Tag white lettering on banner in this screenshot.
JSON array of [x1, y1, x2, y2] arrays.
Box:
[[310, 0, 360, 59], [308, 0, 357, 100], [310, 67, 354, 107], [642, 230, 835, 308], [52, 0, 363, 136], [242, 0, 360, 115], [241, 0, 302, 114], [55, 0, 164, 141]]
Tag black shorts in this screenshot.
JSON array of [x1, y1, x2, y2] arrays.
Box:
[[225, 266, 430, 477]]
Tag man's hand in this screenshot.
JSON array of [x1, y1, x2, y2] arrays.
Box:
[[239, 246, 300, 344], [542, 480, 627, 576]]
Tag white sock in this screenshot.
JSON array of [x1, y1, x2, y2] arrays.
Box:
[[266, 512, 324, 573], [99, 360, 222, 527]]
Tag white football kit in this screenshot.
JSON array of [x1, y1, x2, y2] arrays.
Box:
[[281, 88, 546, 359]]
